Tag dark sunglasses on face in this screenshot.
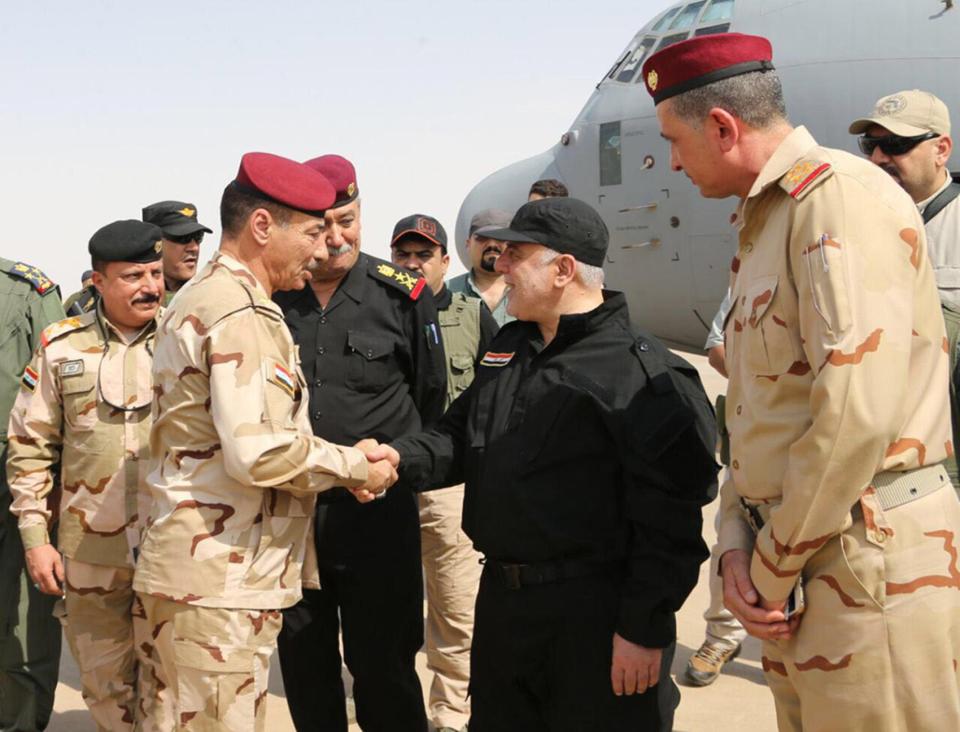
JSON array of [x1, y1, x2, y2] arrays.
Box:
[[858, 132, 939, 157], [167, 232, 204, 245]]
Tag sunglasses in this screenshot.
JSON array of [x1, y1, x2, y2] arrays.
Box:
[[858, 132, 938, 157], [167, 232, 204, 245]]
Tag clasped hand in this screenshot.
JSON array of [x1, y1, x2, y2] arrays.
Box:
[[350, 439, 401, 503], [720, 549, 799, 640]]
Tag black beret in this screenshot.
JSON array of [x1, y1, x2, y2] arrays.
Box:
[[142, 200, 213, 237], [88, 220, 164, 264]]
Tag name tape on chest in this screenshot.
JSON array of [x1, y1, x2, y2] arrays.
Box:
[[59, 359, 85, 378], [21, 366, 39, 392], [480, 351, 514, 368]]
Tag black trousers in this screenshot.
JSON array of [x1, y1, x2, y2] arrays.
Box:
[[469, 566, 679, 732], [278, 491, 427, 732]]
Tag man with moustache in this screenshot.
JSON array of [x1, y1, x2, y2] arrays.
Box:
[[142, 200, 213, 305], [133, 153, 392, 731], [390, 214, 497, 732], [849, 91, 960, 491], [7, 221, 166, 731], [274, 155, 445, 732], [448, 208, 515, 326]]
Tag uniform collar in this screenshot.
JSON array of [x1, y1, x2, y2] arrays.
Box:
[[95, 299, 158, 346], [338, 252, 370, 304], [212, 250, 272, 302], [551, 291, 629, 341], [917, 171, 953, 213], [435, 284, 452, 311]]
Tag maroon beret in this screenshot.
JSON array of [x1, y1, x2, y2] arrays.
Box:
[[304, 155, 358, 208], [641, 33, 774, 105], [233, 152, 335, 216]]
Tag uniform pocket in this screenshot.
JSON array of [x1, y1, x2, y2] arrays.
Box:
[[61, 372, 107, 452], [173, 640, 256, 729], [345, 330, 396, 393], [742, 276, 797, 377], [448, 354, 475, 398]]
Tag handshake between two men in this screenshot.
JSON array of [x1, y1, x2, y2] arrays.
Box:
[[348, 439, 401, 503]]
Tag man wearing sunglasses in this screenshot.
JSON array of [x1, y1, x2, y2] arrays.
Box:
[[6, 220, 166, 731], [850, 90, 960, 494], [142, 200, 213, 304]]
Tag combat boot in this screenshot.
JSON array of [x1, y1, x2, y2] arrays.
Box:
[[684, 640, 742, 686]]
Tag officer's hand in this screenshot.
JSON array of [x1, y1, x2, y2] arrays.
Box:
[[350, 459, 398, 503], [611, 633, 661, 696], [720, 549, 793, 640], [24, 544, 65, 596], [359, 441, 400, 469]]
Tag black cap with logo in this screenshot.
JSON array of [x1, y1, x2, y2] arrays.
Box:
[[391, 214, 448, 252], [89, 220, 164, 264], [142, 200, 213, 237], [480, 198, 608, 266]]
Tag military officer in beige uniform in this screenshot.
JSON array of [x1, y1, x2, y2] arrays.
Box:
[[644, 34, 960, 730], [132, 152, 397, 732], [7, 220, 166, 731]]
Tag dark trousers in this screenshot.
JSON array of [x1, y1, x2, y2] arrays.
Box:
[[278, 493, 427, 732], [0, 498, 61, 732], [469, 566, 678, 732]]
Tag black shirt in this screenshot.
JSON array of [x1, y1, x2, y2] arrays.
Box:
[[392, 292, 717, 646]]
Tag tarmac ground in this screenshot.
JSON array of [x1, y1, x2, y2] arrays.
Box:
[[45, 349, 779, 731]]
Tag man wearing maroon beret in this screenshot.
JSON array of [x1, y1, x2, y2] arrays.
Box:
[[644, 32, 960, 730], [274, 155, 445, 732]]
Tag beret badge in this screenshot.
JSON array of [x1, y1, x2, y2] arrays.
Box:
[[647, 69, 659, 92]]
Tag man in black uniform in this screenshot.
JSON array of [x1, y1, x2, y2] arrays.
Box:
[[274, 155, 445, 732], [369, 198, 718, 731]]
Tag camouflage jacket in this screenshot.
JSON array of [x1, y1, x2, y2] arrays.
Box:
[[133, 251, 368, 609], [6, 305, 158, 567], [717, 126, 952, 601]]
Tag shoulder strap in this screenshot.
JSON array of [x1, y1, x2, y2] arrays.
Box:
[[922, 181, 960, 225], [7, 261, 57, 295], [367, 258, 427, 300]]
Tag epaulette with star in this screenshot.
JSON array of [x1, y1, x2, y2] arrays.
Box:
[[779, 158, 834, 201], [368, 258, 427, 300], [40, 312, 93, 348], [7, 261, 57, 295]]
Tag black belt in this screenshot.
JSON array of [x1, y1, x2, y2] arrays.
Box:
[[483, 558, 621, 590], [315, 486, 353, 504]]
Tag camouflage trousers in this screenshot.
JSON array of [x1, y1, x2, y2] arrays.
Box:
[[419, 485, 482, 731], [135, 594, 282, 732], [760, 474, 960, 731], [59, 559, 138, 732]]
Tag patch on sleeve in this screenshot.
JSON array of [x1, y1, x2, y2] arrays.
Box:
[[21, 366, 39, 392], [780, 160, 833, 200], [268, 362, 296, 398], [480, 351, 514, 367], [9, 262, 55, 294], [370, 261, 427, 300]]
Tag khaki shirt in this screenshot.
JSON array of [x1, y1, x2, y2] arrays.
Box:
[[718, 126, 951, 602], [6, 304, 157, 567], [133, 252, 368, 610], [918, 175, 960, 312]]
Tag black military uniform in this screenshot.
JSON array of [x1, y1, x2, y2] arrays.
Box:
[[391, 199, 718, 732], [275, 251, 446, 732]]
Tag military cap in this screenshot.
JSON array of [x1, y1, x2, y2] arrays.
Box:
[[480, 197, 608, 267], [304, 154, 358, 208], [641, 33, 774, 105], [88, 220, 164, 263], [469, 208, 513, 237], [849, 90, 952, 137], [232, 152, 336, 216], [142, 200, 213, 237], [391, 214, 448, 251]]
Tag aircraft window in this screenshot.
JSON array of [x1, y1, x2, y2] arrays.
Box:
[[657, 32, 690, 50], [701, 0, 734, 22], [670, 1, 706, 30], [599, 121, 622, 187], [695, 23, 730, 36], [651, 6, 681, 32], [617, 38, 657, 83], [605, 50, 630, 80]]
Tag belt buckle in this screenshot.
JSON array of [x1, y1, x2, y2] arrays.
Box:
[[500, 563, 523, 590]]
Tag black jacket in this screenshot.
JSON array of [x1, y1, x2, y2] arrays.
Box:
[[392, 291, 718, 647]]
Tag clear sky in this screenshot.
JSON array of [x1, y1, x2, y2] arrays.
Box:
[[0, 0, 667, 294]]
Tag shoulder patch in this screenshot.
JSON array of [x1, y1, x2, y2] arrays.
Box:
[[779, 160, 833, 201], [480, 351, 514, 367], [8, 262, 56, 294], [370, 260, 427, 300], [21, 365, 39, 392], [40, 314, 90, 348]]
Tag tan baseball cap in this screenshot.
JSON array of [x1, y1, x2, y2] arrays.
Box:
[[849, 89, 951, 137]]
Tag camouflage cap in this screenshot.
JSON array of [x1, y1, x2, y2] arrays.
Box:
[[849, 90, 951, 137]]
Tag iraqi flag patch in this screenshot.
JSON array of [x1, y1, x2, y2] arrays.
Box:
[[480, 351, 514, 368], [21, 366, 39, 392], [270, 362, 296, 397]]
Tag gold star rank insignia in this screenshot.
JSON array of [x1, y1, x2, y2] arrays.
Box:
[[394, 271, 417, 290], [377, 263, 396, 278]]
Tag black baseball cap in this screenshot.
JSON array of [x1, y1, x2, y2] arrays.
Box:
[[142, 200, 213, 237], [89, 220, 164, 264], [391, 214, 448, 251], [480, 197, 608, 266]]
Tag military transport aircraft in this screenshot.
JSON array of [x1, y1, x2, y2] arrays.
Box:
[[454, 0, 960, 348]]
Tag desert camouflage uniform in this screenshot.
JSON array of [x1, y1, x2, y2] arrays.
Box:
[[717, 126, 960, 730], [6, 304, 158, 732], [133, 251, 369, 732]]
